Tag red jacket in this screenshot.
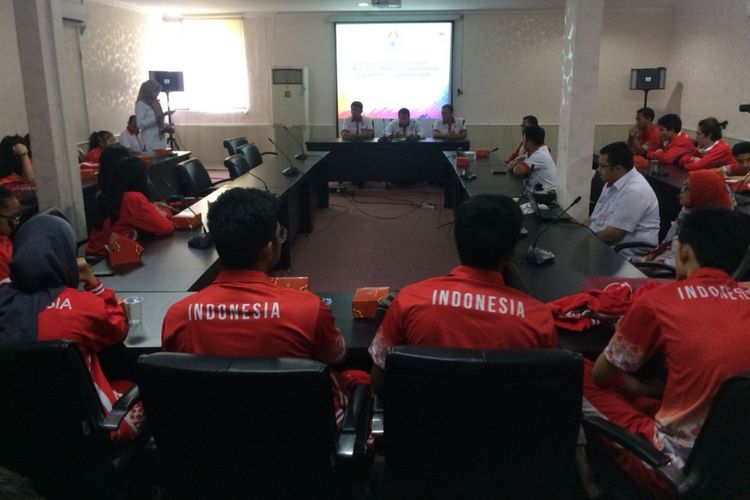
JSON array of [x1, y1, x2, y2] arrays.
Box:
[[635, 125, 662, 152], [646, 132, 695, 165], [0, 235, 11, 281], [679, 140, 737, 172], [82, 147, 103, 164], [86, 191, 174, 256]]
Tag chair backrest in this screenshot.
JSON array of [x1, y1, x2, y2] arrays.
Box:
[[223, 153, 252, 179], [384, 346, 583, 499], [176, 158, 212, 196], [0, 340, 110, 472], [683, 372, 750, 497], [136, 353, 340, 499], [222, 136, 248, 156], [237, 142, 263, 168]]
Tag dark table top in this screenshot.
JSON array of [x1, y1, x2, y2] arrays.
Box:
[[306, 137, 470, 152], [81, 150, 192, 190]]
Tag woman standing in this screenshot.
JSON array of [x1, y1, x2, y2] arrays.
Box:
[[135, 80, 172, 153]]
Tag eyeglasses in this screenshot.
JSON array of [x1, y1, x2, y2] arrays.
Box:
[[278, 225, 288, 243], [0, 212, 21, 226]]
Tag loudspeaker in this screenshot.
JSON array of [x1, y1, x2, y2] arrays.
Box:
[[629, 67, 666, 91], [149, 70, 184, 93]]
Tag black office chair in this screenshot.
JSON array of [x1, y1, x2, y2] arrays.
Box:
[[136, 353, 371, 499], [382, 346, 584, 499], [175, 158, 231, 197], [0, 340, 149, 499], [237, 142, 276, 169], [583, 371, 750, 499], [223, 153, 253, 179], [221, 136, 248, 156]]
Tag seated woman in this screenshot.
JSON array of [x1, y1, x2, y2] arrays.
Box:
[[82, 130, 116, 164], [0, 214, 143, 441], [678, 118, 736, 171], [641, 169, 732, 267], [86, 155, 174, 257], [0, 135, 34, 196]]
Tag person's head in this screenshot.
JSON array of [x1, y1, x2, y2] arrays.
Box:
[[522, 125, 545, 150], [350, 101, 363, 120], [88, 130, 115, 150], [397, 108, 410, 126], [9, 214, 78, 291], [597, 142, 634, 184], [676, 208, 750, 278], [137, 79, 161, 103], [441, 104, 455, 122], [97, 144, 130, 195], [657, 113, 682, 141], [0, 186, 20, 237], [732, 141, 750, 174], [127, 115, 139, 133], [521, 115, 538, 131], [696, 117, 727, 147], [680, 170, 732, 210], [454, 194, 523, 271], [208, 188, 283, 272], [0, 135, 29, 177], [635, 107, 655, 130], [95, 156, 148, 227]]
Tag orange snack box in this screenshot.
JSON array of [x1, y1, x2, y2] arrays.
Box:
[[173, 212, 202, 230], [456, 157, 471, 169], [352, 287, 391, 319], [475, 148, 490, 158], [269, 277, 309, 292]]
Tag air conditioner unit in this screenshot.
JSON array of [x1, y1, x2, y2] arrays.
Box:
[[371, 0, 402, 7], [271, 67, 309, 127]]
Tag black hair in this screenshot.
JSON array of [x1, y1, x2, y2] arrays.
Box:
[[398, 108, 410, 117], [87, 130, 114, 150], [351, 101, 363, 110], [636, 107, 655, 122], [442, 104, 454, 113], [523, 125, 545, 146], [698, 117, 728, 141], [128, 114, 137, 124], [208, 188, 281, 269], [657, 114, 682, 133], [97, 144, 130, 197], [678, 208, 750, 274], [522, 115, 539, 126], [455, 194, 522, 270], [732, 141, 750, 157], [0, 186, 15, 211], [600, 141, 634, 171], [94, 156, 148, 228], [0, 135, 29, 178]]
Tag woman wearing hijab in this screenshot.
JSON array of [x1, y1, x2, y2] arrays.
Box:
[[0, 214, 142, 441], [642, 169, 733, 267], [135, 79, 173, 153], [86, 154, 174, 257]]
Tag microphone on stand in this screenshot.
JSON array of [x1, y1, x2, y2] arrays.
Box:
[[268, 138, 300, 177], [281, 126, 308, 160], [526, 195, 582, 265]]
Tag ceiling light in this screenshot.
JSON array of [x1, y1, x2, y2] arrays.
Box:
[[358, 2, 369, 6]]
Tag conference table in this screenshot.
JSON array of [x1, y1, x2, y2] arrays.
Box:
[[95, 142, 644, 374]]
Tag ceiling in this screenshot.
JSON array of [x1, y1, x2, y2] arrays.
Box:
[[95, 0, 679, 16]]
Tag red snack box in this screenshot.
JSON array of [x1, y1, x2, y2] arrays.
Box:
[[173, 212, 202, 230], [456, 157, 470, 169], [475, 148, 490, 158], [269, 277, 309, 291], [352, 287, 391, 319]]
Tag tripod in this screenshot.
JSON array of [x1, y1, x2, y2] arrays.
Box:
[[164, 91, 179, 150]]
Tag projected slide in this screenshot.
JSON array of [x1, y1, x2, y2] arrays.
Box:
[[336, 22, 452, 120]]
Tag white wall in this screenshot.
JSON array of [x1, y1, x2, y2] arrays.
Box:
[[0, 0, 28, 134]]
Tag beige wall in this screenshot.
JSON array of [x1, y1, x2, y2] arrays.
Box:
[[0, 0, 28, 134]]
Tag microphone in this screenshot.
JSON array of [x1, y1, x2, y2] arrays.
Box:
[[186, 205, 213, 249], [526, 195, 582, 265], [489, 147, 499, 153], [282, 126, 308, 160], [247, 171, 269, 192], [267, 138, 300, 177]]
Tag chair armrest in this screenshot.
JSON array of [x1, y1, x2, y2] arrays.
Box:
[[582, 416, 669, 468], [613, 241, 656, 253], [337, 383, 371, 459], [99, 384, 141, 431], [371, 395, 384, 437]]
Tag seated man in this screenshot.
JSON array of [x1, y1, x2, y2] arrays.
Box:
[[586, 142, 660, 251], [162, 187, 367, 424], [645, 113, 695, 166], [628, 107, 661, 167], [432, 104, 467, 140], [505, 115, 537, 164], [583, 207, 750, 492], [508, 124, 557, 192], [118, 115, 144, 154], [340, 101, 374, 141], [723, 140, 750, 176], [385, 108, 423, 140], [368, 194, 557, 395]]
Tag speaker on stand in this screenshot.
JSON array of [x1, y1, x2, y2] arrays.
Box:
[[630, 67, 666, 108], [149, 70, 184, 150]]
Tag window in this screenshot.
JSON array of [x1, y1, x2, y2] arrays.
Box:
[[150, 18, 249, 112]]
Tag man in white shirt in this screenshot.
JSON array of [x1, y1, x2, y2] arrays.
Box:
[[432, 104, 467, 140], [118, 115, 144, 154], [340, 101, 374, 141], [586, 141, 660, 251], [385, 108, 423, 140], [509, 125, 556, 192]]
